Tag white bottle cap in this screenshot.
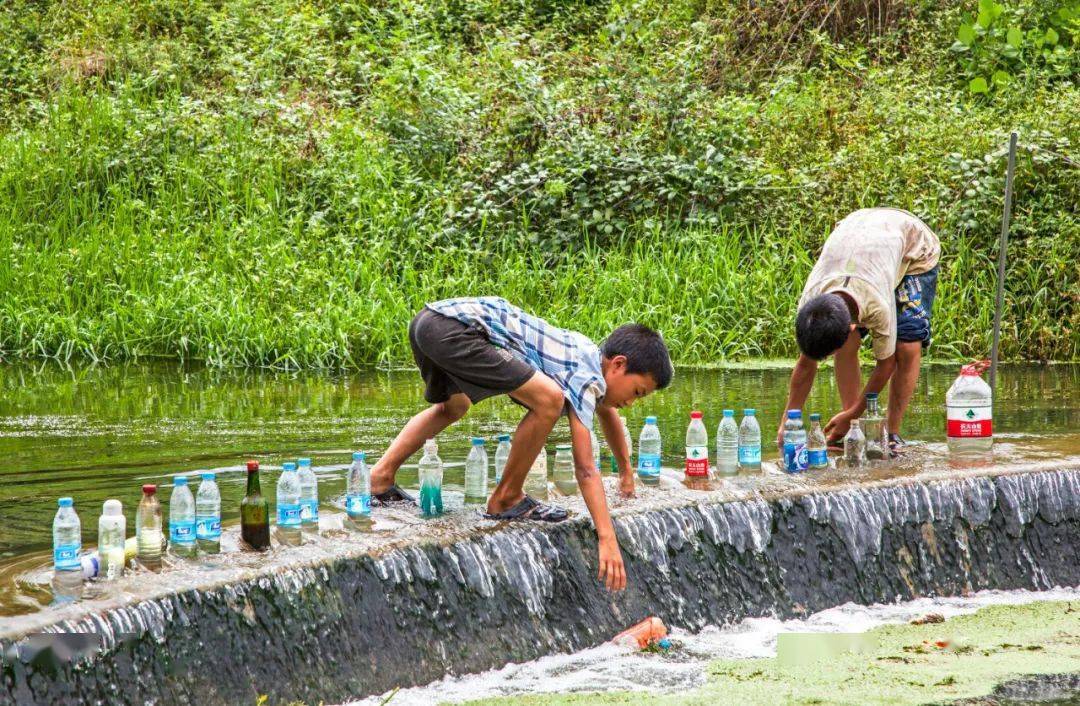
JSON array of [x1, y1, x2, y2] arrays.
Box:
[[103, 499, 123, 516]]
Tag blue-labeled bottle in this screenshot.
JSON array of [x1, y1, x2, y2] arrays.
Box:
[[783, 410, 808, 473], [637, 416, 661, 485], [276, 462, 303, 546], [169, 476, 197, 558], [53, 497, 82, 573], [195, 472, 222, 554], [807, 413, 829, 470], [297, 457, 319, 528], [346, 452, 371, 519], [738, 409, 762, 472]]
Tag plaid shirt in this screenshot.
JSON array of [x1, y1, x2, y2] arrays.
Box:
[[426, 297, 606, 429]]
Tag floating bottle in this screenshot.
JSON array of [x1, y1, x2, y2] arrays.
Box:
[[53, 497, 82, 576], [136, 484, 164, 571], [418, 439, 444, 518], [240, 460, 271, 551], [947, 361, 993, 456], [807, 413, 829, 470], [97, 499, 126, 580], [297, 457, 319, 529], [844, 419, 867, 467], [553, 444, 577, 495], [169, 476, 197, 558], [195, 472, 221, 554], [464, 437, 489, 504], [276, 462, 303, 546], [716, 410, 738, 476], [637, 416, 662, 485], [494, 434, 512, 484], [346, 451, 372, 519], [782, 410, 808, 473], [737, 409, 761, 472], [863, 393, 888, 461]]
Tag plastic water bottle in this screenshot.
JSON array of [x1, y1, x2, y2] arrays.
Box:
[[525, 447, 548, 498], [53, 498, 82, 575], [947, 361, 993, 456], [863, 393, 887, 461], [737, 409, 761, 472], [844, 420, 867, 466], [494, 434, 512, 483], [169, 476, 197, 558], [590, 427, 601, 471], [418, 439, 444, 518], [684, 411, 709, 478], [807, 413, 829, 470], [195, 472, 221, 554], [638, 416, 662, 485], [136, 484, 163, 571], [553, 444, 577, 495], [276, 462, 303, 546], [465, 437, 489, 504], [297, 457, 319, 528], [782, 410, 808, 473], [346, 451, 372, 519], [716, 410, 738, 475], [97, 499, 126, 580], [609, 416, 632, 473]]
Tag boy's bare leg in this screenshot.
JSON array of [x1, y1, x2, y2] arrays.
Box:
[[887, 341, 922, 435], [487, 371, 565, 515], [370, 393, 471, 495]]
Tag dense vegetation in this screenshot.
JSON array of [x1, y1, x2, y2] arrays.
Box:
[[0, 0, 1076, 368]]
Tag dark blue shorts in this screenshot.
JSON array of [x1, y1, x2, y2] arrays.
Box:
[[859, 265, 938, 349]]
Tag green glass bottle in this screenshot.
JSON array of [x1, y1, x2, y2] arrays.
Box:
[[240, 460, 270, 551]]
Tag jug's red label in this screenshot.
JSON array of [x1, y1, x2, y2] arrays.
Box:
[[685, 446, 709, 477], [947, 405, 992, 438]]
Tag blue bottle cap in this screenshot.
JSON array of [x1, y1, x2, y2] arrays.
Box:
[[58, 497, 73, 508], [497, 433, 511, 442], [352, 451, 365, 461], [174, 476, 188, 486], [298, 458, 312, 466], [865, 392, 878, 400], [471, 437, 485, 446], [787, 409, 802, 419], [645, 416, 658, 424], [723, 409, 734, 416], [658, 637, 672, 650], [283, 462, 297, 471], [201, 472, 215, 481], [744, 409, 756, 415], [810, 413, 821, 421]]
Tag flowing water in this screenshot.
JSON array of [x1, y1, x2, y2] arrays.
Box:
[[0, 362, 1077, 616]]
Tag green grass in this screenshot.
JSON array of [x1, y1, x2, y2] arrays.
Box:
[[0, 0, 1076, 368]]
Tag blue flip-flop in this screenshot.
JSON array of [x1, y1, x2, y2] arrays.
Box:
[[484, 495, 568, 522]]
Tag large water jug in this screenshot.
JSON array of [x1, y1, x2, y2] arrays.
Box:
[[946, 361, 993, 456]]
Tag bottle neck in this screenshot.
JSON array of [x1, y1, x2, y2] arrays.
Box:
[[866, 397, 879, 414], [246, 470, 261, 496]]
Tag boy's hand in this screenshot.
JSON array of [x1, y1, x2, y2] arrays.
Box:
[[825, 409, 855, 439], [619, 474, 636, 498], [598, 535, 627, 591]]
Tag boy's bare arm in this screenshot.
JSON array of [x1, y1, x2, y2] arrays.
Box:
[[569, 410, 627, 592], [596, 405, 634, 497]]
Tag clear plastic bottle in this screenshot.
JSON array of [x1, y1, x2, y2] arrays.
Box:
[[98, 499, 126, 580], [346, 451, 372, 519], [136, 484, 163, 571], [464, 437, 489, 504], [553, 444, 577, 495], [685, 411, 710, 478], [782, 410, 808, 473], [169, 476, 197, 558], [590, 427, 601, 472], [609, 416, 633, 474], [947, 362, 994, 456], [494, 434, 512, 484], [807, 413, 829, 470], [418, 439, 444, 518], [297, 457, 319, 529], [525, 447, 548, 498], [863, 393, 887, 461], [737, 409, 762, 472], [716, 409, 739, 476], [195, 472, 221, 554], [844, 419, 867, 466], [638, 416, 662, 485], [276, 462, 303, 546], [53, 497, 82, 575]]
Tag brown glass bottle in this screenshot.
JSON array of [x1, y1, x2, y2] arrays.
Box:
[[240, 460, 271, 551]]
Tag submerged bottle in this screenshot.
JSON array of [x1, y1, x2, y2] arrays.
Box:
[[609, 416, 633, 474], [844, 420, 867, 466], [494, 434, 512, 484], [195, 472, 221, 554], [136, 484, 164, 571], [418, 439, 444, 518], [684, 411, 709, 478], [737, 409, 762, 472], [297, 457, 319, 529], [98, 499, 126, 580], [240, 460, 271, 551], [807, 414, 829, 470], [782, 410, 808, 473], [553, 444, 577, 495], [464, 437, 489, 504], [863, 393, 887, 461], [53, 497, 82, 575], [169, 476, 197, 558], [946, 361, 994, 456], [716, 410, 738, 476], [638, 416, 662, 485], [276, 462, 303, 546], [346, 451, 372, 519]]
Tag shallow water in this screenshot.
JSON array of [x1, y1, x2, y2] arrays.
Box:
[[0, 361, 1076, 615]]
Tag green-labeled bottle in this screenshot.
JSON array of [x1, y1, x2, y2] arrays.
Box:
[[241, 460, 271, 551]]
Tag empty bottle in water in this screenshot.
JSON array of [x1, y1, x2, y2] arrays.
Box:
[[297, 457, 319, 529], [136, 484, 163, 571], [346, 451, 372, 519], [807, 413, 829, 469], [638, 416, 662, 484], [418, 439, 444, 518], [716, 410, 738, 476], [783, 410, 808, 473], [863, 393, 887, 460], [553, 444, 577, 495], [53, 497, 82, 575], [465, 437, 489, 504], [844, 419, 867, 466], [98, 499, 126, 580], [947, 361, 993, 456], [169, 476, 197, 558], [195, 472, 221, 554], [737, 409, 761, 472], [276, 462, 303, 546], [494, 434, 512, 483]]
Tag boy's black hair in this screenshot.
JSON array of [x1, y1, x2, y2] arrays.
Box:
[[601, 324, 674, 389], [796, 293, 852, 360]]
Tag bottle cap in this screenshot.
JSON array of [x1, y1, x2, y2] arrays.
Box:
[[865, 392, 878, 400], [352, 451, 365, 461], [471, 437, 485, 446], [645, 416, 657, 424], [744, 409, 756, 415], [174, 476, 188, 486], [201, 472, 215, 481], [810, 413, 821, 421], [103, 499, 122, 515], [246, 460, 259, 472], [298, 458, 312, 466], [787, 409, 802, 419], [690, 411, 703, 419], [283, 462, 297, 471], [723, 409, 734, 417], [555, 444, 572, 451], [58, 497, 73, 508], [497, 434, 511, 442], [142, 484, 157, 496]]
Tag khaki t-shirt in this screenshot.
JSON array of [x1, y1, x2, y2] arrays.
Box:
[[799, 208, 940, 360]]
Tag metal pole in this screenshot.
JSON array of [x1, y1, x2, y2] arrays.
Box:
[[989, 132, 1017, 393]]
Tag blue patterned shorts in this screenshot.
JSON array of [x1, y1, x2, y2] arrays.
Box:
[[859, 265, 939, 349]]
